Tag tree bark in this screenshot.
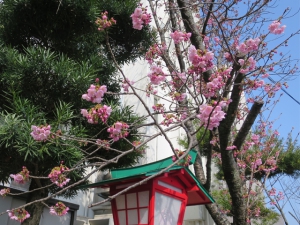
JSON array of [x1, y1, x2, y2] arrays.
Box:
[[194, 158, 231, 225], [218, 71, 246, 225], [205, 203, 231, 225], [22, 190, 47, 225]]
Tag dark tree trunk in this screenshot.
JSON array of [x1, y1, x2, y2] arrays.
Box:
[[22, 190, 47, 225]]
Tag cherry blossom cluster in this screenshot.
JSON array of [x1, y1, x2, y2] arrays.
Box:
[[10, 166, 30, 184], [122, 78, 135, 92], [170, 31, 191, 44], [172, 149, 192, 167], [146, 84, 158, 97], [96, 139, 110, 150], [130, 4, 151, 30], [268, 20, 286, 35], [261, 156, 278, 173], [236, 38, 260, 56], [202, 67, 232, 98], [161, 114, 177, 126], [238, 57, 256, 74], [250, 155, 263, 170], [49, 202, 69, 216], [169, 72, 187, 89], [0, 188, 10, 196], [264, 82, 282, 98], [268, 188, 284, 205], [148, 65, 166, 85], [48, 164, 70, 188], [226, 145, 237, 150], [197, 101, 227, 130], [224, 52, 233, 62], [95, 11, 116, 31], [188, 45, 214, 74], [81, 104, 112, 124], [31, 125, 51, 141], [107, 122, 129, 142], [145, 44, 167, 64], [244, 78, 264, 92], [152, 103, 165, 113], [82, 83, 107, 104], [7, 208, 30, 223], [172, 92, 186, 102]]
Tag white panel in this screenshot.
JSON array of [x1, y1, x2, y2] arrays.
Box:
[[0, 196, 14, 225], [154, 192, 182, 225], [39, 207, 71, 225], [126, 193, 137, 208], [127, 209, 138, 225], [138, 191, 149, 207], [139, 208, 148, 224], [117, 211, 126, 225], [183, 205, 205, 220], [158, 181, 182, 193], [116, 195, 125, 210]]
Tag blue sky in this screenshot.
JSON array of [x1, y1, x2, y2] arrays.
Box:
[[267, 0, 300, 139], [263, 1, 300, 224]]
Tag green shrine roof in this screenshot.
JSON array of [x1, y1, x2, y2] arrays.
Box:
[[80, 149, 215, 205]]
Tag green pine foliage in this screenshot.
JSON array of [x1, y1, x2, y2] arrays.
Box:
[[0, 0, 153, 200]]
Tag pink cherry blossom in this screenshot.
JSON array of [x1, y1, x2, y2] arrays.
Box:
[[224, 52, 233, 62], [7, 208, 30, 222], [172, 149, 192, 167], [0, 188, 10, 197], [31, 125, 51, 141], [107, 122, 129, 142], [254, 208, 261, 217], [268, 188, 276, 196], [172, 92, 186, 102], [251, 134, 260, 144], [236, 38, 260, 55], [81, 104, 112, 124], [197, 101, 227, 130], [10, 174, 24, 184], [276, 191, 284, 201], [131, 5, 151, 30], [161, 114, 176, 126], [50, 202, 69, 216], [122, 78, 134, 92], [145, 44, 167, 64], [252, 158, 262, 169], [226, 145, 237, 150], [148, 65, 166, 85], [261, 73, 269, 78], [170, 31, 191, 44], [188, 45, 214, 74], [48, 164, 70, 188], [82, 83, 107, 104], [10, 167, 30, 184], [95, 11, 116, 31], [239, 57, 256, 74], [268, 21, 286, 35], [152, 104, 165, 113]]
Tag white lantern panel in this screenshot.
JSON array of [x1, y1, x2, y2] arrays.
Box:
[[127, 193, 137, 208], [139, 208, 148, 224], [128, 209, 138, 225], [154, 192, 182, 225], [116, 195, 125, 210], [118, 210, 126, 225], [138, 191, 149, 207]]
